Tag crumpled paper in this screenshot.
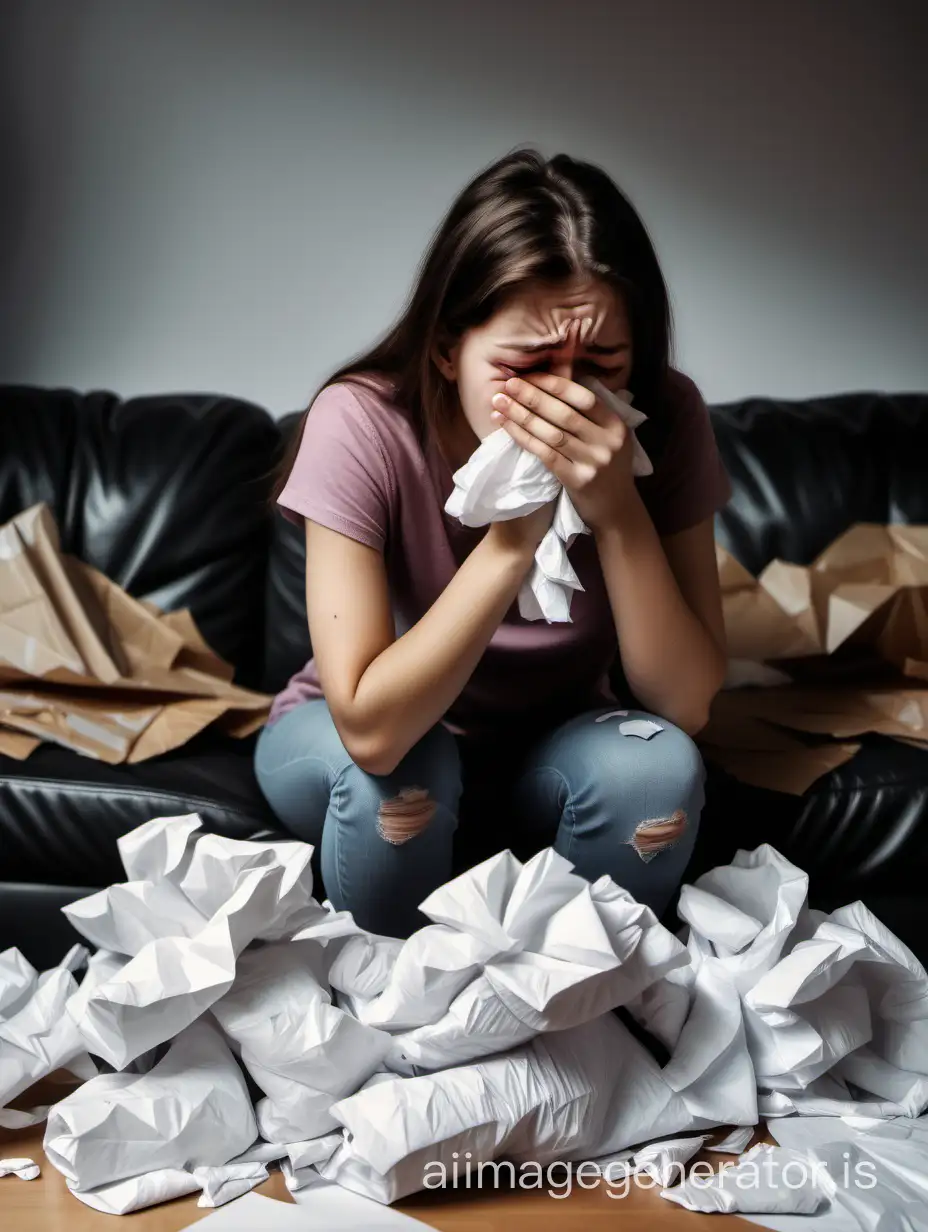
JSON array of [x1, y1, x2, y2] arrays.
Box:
[[0, 1157, 40, 1180], [661, 1142, 829, 1215], [5, 814, 928, 1218], [702, 524, 928, 794], [444, 377, 652, 622], [211, 940, 392, 1143], [707, 1124, 755, 1154], [0, 943, 95, 1125], [61, 813, 360, 1069], [331, 847, 688, 1075], [43, 1016, 257, 1192], [321, 1009, 741, 1204], [0, 501, 272, 762], [629, 843, 928, 1130]]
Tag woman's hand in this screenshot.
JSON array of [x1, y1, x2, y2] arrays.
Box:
[[485, 497, 557, 559], [489, 319, 638, 532]]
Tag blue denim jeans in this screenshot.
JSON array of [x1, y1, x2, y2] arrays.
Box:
[[254, 699, 705, 938]]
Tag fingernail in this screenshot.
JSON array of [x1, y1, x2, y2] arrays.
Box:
[[492, 393, 508, 409]]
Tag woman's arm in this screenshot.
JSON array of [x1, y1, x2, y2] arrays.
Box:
[[594, 504, 727, 735], [303, 509, 550, 775]]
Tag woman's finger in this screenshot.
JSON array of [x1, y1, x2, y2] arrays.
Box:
[[493, 403, 620, 471], [496, 378, 601, 443], [493, 412, 572, 483]]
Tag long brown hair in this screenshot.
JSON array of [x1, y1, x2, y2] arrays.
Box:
[[270, 145, 674, 504]]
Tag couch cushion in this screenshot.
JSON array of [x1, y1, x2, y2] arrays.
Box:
[[0, 734, 282, 887], [0, 386, 282, 688]]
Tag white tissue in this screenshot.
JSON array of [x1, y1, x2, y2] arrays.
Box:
[[444, 377, 652, 622], [631, 1134, 709, 1187], [62, 815, 359, 1069], [12, 813, 928, 1224], [211, 940, 391, 1143], [322, 1010, 733, 1204], [377, 849, 687, 1074], [43, 1016, 257, 1192], [661, 1143, 829, 1215], [194, 1160, 270, 1207], [708, 1124, 755, 1154], [67, 1169, 202, 1215], [618, 719, 664, 740], [0, 1157, 40, 1180], [0, 948, 38, 1018], [0, 963, 89, 1114], [633, 843, 928, 1136]]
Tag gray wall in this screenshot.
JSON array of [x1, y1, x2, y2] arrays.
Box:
[[2, 0, 925, 414]]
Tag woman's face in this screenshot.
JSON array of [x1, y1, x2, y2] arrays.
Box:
[[437, 277, 633, 442]]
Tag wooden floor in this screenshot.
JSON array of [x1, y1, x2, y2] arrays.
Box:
[[1, 1081, 759, 1230]]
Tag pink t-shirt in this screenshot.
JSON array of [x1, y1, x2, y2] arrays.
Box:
[[269, 369, 731, 739]]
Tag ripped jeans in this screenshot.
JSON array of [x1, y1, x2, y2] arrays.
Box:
[[253, 698, 705, 938]]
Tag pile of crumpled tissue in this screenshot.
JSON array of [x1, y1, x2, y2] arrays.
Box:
[[445, 375, 653, 622], [2, 814, 928, 1225]]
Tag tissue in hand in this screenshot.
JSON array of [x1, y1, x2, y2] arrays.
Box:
[[444, 377, 653, 623]]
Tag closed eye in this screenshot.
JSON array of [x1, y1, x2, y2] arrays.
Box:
[[500, 361, 619, 377]]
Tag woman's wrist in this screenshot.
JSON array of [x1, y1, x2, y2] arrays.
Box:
[[589, 487, 649, 543], [483, 521, 538, 568]]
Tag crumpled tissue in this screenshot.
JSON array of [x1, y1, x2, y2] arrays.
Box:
[[331, 847, 688, 1075], [211, 939, 392, 1143], [444, 376, 652, 622], [660, 1142, 830, 1215], [61, 813, 359, 1069], [43, 1016, 257, 1192], [62, 1141, 289, 1215], [628, 843, 928, 1130], [320, 1009, 748, 1204], [0, 1157, 40, 1180], [707, 1124, 755, 1154], [0, 943, 94, 1125], [4, 813, 928, 1219]]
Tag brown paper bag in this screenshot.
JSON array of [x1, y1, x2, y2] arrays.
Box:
[[0, 503, 273, 762], [710, 528, 928, 792]]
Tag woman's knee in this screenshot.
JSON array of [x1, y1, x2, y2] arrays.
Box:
[[558, 711, 705, 849], [607, 718, 705, 859], [335, 721, 462, 848]]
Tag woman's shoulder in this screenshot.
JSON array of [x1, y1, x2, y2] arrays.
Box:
[[662, 366, 708, 416], [310, 370, 412, 444]]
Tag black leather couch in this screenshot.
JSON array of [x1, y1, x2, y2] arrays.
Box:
[[2, 384, 927, 967]]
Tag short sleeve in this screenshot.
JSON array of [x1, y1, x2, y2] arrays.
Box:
[[277, 383, 392, 551], [641, 372, 732, 537]]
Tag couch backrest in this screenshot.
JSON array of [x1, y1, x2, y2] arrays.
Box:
[[6, 386, 926, 698], [0, 386, 282, 689], [711, 391, 928, 574]]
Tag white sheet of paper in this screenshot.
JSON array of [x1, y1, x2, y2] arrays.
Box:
[[286, 1178, 440, 1227], [181, 1192, 311, 1229], [182, 1189, 431, 1230]]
